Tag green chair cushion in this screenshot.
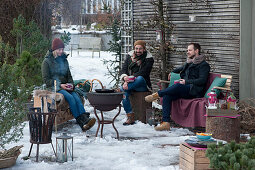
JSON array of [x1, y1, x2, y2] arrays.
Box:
[[169, 72, 181, 87], [204, 76, 227, 99]]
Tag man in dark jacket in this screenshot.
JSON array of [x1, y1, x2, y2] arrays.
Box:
[[120, 40, 154, 125], [145, 43, 210, 131], [42, 38, 96, 132]]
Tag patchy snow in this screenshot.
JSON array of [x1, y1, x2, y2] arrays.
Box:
[[52, 25, 107, 35], [4, 50, 195, 170]]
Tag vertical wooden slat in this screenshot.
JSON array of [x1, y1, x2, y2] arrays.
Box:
[[132, 0, 240, 97]]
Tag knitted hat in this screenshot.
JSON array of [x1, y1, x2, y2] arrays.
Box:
[[134, 40, 146, 49], [52, 38, 64, 51]]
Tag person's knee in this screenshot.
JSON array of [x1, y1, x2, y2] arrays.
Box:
[[135, 76, 145, 83]]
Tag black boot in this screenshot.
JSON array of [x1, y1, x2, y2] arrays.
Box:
[[76, 113, 96, 132]]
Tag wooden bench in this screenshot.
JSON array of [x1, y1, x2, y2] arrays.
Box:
[[159, 73, 232, 127], [78, 37, 101, 58]]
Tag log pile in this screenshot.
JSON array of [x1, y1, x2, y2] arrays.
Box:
[[237, 98, 255, 133], [0, 145, 23, 159]]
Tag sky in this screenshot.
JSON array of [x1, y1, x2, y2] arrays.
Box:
[[3, 50, 196, 170]]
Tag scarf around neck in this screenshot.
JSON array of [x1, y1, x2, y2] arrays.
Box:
[[186, 55, 205, 64], [128, 51, 147, 73]]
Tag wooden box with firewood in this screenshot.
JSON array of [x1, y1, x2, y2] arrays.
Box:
[[179, 143, 212, 170], [33, 90, 76, 126]]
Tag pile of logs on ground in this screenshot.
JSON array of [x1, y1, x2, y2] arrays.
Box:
[[237, 98, 255, 133]]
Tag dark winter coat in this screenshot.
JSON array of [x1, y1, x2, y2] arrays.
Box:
[[120, 50, 154, 88], [172, 60, 210, 98], [42, 50, 73, 91]]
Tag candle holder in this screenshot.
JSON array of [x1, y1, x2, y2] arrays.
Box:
[[56, 132, 73, 163]]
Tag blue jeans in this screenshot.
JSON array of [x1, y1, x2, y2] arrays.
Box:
[[58, 90, 86, 118], [158, 84, 191, 122], [120, 76, 148, 114]]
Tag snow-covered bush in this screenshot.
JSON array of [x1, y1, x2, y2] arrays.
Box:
[[0, 63, 31, 148]]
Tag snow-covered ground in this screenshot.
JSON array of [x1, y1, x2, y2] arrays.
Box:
[[4, 50, 195, 170]]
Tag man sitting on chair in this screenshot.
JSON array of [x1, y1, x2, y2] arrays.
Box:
[[120, 40, 154, 125], [145, 43, 210, 131]]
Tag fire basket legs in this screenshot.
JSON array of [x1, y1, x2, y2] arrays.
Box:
[[94, 105, 121, 139], [27, 142, 56, 162]]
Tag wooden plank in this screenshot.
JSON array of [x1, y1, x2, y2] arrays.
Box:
[[180, 157, 194, 170], [179, 143, 211, 170], [133, 0, 240, 97], [207, 109, 238, 117]]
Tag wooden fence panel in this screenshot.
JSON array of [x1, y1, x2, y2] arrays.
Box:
[[132, 0, 240, 96]]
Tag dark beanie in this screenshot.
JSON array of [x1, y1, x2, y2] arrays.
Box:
[[134, 40, 146, 49], [52, 38, 64, 51]]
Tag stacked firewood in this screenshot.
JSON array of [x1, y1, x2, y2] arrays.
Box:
[[0, 145, 23, 159], [237, 98, 255, 133]]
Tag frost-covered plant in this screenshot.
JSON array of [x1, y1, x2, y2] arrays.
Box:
[[0, 63, 31, 148]]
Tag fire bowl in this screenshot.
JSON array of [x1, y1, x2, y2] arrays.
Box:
[[87, 92, 124, 111]]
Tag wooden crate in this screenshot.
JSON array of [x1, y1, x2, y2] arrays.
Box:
[[179, 143, 212, 170]]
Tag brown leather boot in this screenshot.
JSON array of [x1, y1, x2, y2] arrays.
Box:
[[154, 122, 170, 131], [145, 92, 159, 102], [123, 113, 135, 126]]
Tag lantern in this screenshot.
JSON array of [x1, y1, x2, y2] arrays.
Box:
[[156, 30, 164, 42], [207, 90, 217, 109], [56, 133, 73, 162]]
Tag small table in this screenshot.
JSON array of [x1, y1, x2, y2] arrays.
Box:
[[92, 104, 121, 139]]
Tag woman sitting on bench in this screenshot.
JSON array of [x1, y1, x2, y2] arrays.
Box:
[[42, 38, 96, 132]]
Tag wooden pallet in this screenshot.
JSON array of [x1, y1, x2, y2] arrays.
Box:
[[179, 143, 212, 170]]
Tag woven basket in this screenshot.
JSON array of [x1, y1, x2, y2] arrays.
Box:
[[0, 149, 21, 169]]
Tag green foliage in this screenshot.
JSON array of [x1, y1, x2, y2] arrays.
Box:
[[103, 18, 121, 88], [206, 137, 255, 170], [60, 31, 71, 46], [11, 14, 50, 59], [14, 51, 42, 88], [0, 36, 15, 64], [0, 63, 32, 148], [94, 24, 104, 31]]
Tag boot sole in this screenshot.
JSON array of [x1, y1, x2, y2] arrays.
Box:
[[123, 122, 135, 126], [83, 118, 96, 132]]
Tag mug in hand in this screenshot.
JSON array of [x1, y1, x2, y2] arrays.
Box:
[[174, 80, 180, 84], [128, 76, 136, 82], [66, 83, 73, 90]]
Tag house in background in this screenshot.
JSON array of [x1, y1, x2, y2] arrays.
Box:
[[121, 0, 255, 99]]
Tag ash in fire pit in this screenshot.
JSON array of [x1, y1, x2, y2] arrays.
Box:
[[95, 89, 114, 93]]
